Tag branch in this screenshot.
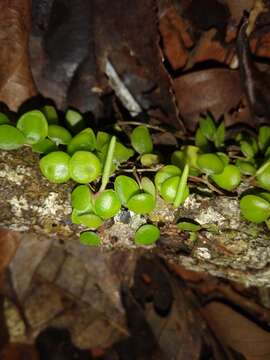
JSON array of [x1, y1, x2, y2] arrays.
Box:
[[1, 148, 270, 287]]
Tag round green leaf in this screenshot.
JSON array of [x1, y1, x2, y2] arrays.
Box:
[[160, 176, 189, 204], [256, 162, 270, 191], [177, 221, 201, 232], [0, 113, 10, 125], [71, 209, 83, 224], [195, 128, 209, 151], [31, 138, 58, 154], [199, 116, 216, 141], [69, 151, 101, 184], [127, 192, 155, 214], [154, 165, 181, 192], [214, 121, 225, 148], [48, 124, 72, 145], [42, 105, 58, 124], [113, 141, 134, 167], [140, 153, 159, 167], [65, 109, 86, 132], [95, 190, 121, 219], [77, 213, 103, 229], [141, 177, 156, 198], [39, 151, 70, 183], [130, 125, 153, 154], [240, 195, 270, 223], [17, 110, 48, 144], [134, 224, 160, 245], [240, 140, 255, 159], [197, 153, 224, 175], [67, 128, 96, 155], [114, 175, 139, 206], [211, 165, 241, 191], [259, 192, 270, 202], [0, 124, 25, 150], [71, 185, 93, 212], [235, 159, 256, 176], [80, 231, 101, 246], [217, 152, 229, 166], [259, 126, 270, 152]]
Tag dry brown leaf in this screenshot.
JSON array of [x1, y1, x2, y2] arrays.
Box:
[[159, 6, 193, 70], [1, 343, 38, 360], [4, 233, 141, 347], [173, 68, 250, 130], [0, 0, 36, 110], [0, 230, 21, 274], [203, 302, 270, 360]]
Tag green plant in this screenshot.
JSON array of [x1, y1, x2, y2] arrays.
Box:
[[80, 231, 101, 246], [0, 124, 25, 150], [69, 151, 101, 184], [17, 110, 48, 144], [39, 151, 70, 183], [48, 124, 72, 145], [4, 105, 270, 246], [240, 195, 270, 223], [134, 224, 160, 245], [211, 165, 241, 191]]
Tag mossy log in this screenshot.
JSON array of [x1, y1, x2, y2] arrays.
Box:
[[1, 147, 270, 287]]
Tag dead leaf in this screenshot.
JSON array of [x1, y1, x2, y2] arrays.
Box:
[[203, 301, 270, 360], [0, 0, 36, 110], [0, 230, 20, 274], [159, 6, 192, 70], [173, 68, 250, 130], [227, 0, 254, 23], [1, 343, 38, 360], [186, 29, 233, 68]]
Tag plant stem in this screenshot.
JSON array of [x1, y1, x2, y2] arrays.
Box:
[[99, 136, 116, 192], [117, 121, 166, 132], [174, 163, 189, 208]]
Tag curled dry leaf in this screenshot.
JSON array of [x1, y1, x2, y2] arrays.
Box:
[[0, 0, 36, 110], [203, 301, 270, 360], [173, 68, 251, 131]]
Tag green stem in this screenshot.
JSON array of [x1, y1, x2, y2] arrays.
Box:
[[99, 136, 116, 192], [173, 164, 189, 208]]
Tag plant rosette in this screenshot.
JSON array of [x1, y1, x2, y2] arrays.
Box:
[[114, 175, 156, 214]]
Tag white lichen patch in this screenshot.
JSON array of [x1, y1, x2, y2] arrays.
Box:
[[31, 192, 71, 218], [194, 247, 212, 260], [195, 207, 226, 227], [182, 194, 201, 211], [7, 195, 29, 217], [0, 164, 28, 185], [102, 222, 136, 248]]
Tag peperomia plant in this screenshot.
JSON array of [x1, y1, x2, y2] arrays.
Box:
[[2, 107, 270, 246]]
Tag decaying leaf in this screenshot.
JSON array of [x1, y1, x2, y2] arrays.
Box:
[[173, 68, 251, 130], [0, 0, 36, 110], [203, 301, 270, 360]]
